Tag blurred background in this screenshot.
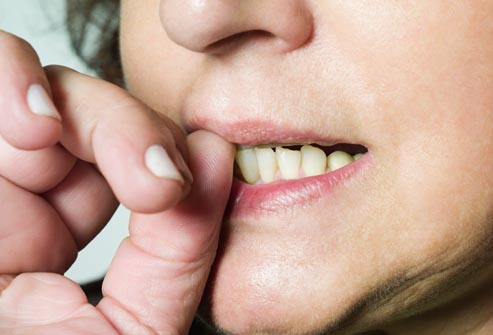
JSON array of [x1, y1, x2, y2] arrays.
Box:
[[0, 0, 130, 285]]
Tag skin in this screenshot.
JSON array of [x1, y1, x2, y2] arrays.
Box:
[[0, 31, 235, 334], [120, 0, 493, 334], [0, 1, 492, 335]]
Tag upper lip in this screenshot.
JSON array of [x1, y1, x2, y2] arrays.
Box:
[[179, 44, 372, 148], [184, 117, 359, 147]]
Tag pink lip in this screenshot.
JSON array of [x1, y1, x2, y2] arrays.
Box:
[[225, 153, 373, 219], [185, 119, 352, 146]]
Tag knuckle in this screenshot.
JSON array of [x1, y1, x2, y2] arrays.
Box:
[[0, 30, 38, 59]]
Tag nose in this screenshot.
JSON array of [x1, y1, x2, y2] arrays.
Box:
[[159, 0, 314, 53]]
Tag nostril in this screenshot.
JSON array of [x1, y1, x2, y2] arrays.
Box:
[[204, 30, 276, 54], [160, 0, 314, 54]]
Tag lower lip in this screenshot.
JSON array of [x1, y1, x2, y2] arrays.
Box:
[[225, 153, 373, 219]]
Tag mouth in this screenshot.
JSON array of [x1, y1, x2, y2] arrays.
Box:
[[226, 141, 372, 218], [184, 114, 373, 219]]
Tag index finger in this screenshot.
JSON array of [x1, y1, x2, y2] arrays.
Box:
[[46, 65, 193, 213]]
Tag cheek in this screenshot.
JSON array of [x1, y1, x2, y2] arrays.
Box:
[[333, 1, 493, 222], [322, 0, 493, 302]]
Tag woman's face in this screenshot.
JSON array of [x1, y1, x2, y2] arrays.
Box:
[[120, 1, 493, 334]]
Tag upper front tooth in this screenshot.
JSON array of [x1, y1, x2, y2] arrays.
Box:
[[301, 145, 327, 177], [327, 151, 354, 171], [235, 148, 259, 184], [276, 147, 301, 180], [254, 147, 278, 183]]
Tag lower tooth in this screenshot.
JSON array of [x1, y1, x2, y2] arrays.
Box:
[[327, 151, 354, 171], [276, 147, 301, 180]]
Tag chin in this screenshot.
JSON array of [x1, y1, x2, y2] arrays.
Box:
[[197, 217, 373, 335]]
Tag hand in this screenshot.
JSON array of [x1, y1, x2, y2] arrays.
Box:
[[0, 31, 235, 335]]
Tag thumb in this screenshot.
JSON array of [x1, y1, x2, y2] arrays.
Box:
[[97, 130, 235, 335]]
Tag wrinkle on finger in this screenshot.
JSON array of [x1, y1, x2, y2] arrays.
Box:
[[0, 273, 119, 334], [0, 135, 76, 194]]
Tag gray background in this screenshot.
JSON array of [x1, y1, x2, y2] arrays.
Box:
[[0, 0, 130, 284]]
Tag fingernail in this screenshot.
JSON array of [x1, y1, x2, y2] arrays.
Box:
[[145, 145, 184, 182], [175, 151, 194, 184], [26, 84, 61, 120]]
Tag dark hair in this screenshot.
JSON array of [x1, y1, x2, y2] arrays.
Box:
[[65, 0, 123, 85]]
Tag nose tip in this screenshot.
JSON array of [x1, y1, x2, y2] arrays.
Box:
[[160, 0, 313, 53]]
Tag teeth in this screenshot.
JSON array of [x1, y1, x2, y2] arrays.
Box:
[[276, 147, 301, 180], [235, 147, 260, 184], [234, 144, 365, 184], [327, 151, 354, 171], [301, 145, 327, 177], [254, 147, 278, 183], [353, 153, 364, 161]]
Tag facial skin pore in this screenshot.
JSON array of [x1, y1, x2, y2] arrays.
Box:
[[120, 1, 493, 334]]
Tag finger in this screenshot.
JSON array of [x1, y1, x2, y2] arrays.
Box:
[[0, 31, 62, 150], [97, 131, 235, 335], [0, 177, 77, 274], [45, 65, 193, 213], [0, 134, 76, 194], [0, 273, 118, 335], [43, 161, 119, 249]]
